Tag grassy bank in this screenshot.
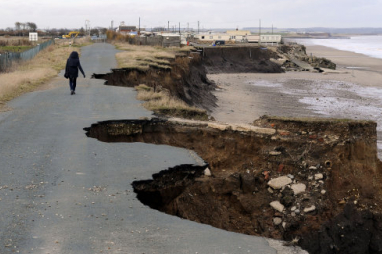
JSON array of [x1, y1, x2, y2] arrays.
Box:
[[115, 43, 175, 71], [115, 43, 208, 120], [135, 84, 208, 120], [0, 37, 90, 110]]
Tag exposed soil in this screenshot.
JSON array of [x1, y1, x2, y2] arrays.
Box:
[[84, 116, 382, 254], [92, 53, 217, 111], [88, 44, 379, 253], [201, 46, 284, 74], [92, 46, 291, 112]]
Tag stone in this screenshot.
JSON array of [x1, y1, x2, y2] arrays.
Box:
[[309, 166, 317, 170], [268, 187, 274, 194], [321, 190, 327, 195], [291, 206, 297, 211], [287, 174, 294, 179], [315, 173, 324, 180], [204, 168, 211, 176], [268, 176, 292, 189], [295, 209, 300, 214], [304, 205, 316, 213], [291, 183, 306, 195], [270, 201, 285, 213], [269, 151, 282, 156], [273, 217, 282, 226], [281, 194, 295, 207], [239, 173, 257, 194]]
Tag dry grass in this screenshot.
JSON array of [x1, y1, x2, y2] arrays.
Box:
[[115, 43, 176, 71], [0, 38, 91, 109], [135, 84, 208, 120]]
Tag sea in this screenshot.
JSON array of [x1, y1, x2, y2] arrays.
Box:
[[293, 35, 382, 60]]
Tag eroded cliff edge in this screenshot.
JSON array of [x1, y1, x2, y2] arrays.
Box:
[[84, 116, 382, 254]]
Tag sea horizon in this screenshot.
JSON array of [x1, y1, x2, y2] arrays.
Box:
[[293, 35, 382, 60]]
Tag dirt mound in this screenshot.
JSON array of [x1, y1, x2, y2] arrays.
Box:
[[84, 116, 382, 253]]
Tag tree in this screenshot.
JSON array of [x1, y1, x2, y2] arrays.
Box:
[[100, 28, 107, 35], [79, 27, 85, 36], [90, 28, 99, 36], [15, 22, 21, 31], [27, 22, 37, 32]]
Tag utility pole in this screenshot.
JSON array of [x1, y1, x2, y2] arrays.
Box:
[[259, 19, 261, 45], [198, 21, 200, 34], [272, 24, 273, 34], [179, 22, 180, 34], [168, 21, 169, 32], [259, 19, 261, 36], [139, 17, 140, 35]]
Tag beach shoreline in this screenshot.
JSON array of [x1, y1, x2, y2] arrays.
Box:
[[209, 44, 382, 156], [209, 44, 382, 122]]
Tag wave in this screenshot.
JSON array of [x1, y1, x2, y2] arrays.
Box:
[[296, 36, 382, 60]]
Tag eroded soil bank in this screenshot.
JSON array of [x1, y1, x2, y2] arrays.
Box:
[[84, 117, 382, 254], [92, 46, 290, 111]]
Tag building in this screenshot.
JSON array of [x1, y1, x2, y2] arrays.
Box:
[[196, 33, 231, 42], [196, 30, 282, 45], [116, 21, 137, 35], [259, 34, 282, 45]]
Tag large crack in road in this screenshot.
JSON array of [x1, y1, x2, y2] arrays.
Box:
[[84, 116, 382, 254]]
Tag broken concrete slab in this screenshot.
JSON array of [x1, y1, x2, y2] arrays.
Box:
[[268, 176, 292, 189]]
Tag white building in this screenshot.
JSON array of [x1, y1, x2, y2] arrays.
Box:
[[259, 34, 282, 45], [195, 30, 282, 45]]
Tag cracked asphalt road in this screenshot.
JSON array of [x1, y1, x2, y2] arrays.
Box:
[[0, 43, 301, 254]]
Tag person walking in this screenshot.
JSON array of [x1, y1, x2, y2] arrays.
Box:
[[64, 51, 85, 95]]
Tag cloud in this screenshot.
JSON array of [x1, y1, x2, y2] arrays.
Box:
[[1, 0, 382, 29]]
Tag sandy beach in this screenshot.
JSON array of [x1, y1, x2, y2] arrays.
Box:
[[209, 44, 382, 156]]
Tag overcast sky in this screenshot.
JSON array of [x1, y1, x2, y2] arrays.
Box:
[[1, 0, 382, 30]]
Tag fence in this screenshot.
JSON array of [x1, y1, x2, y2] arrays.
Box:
[[0, 39, 55, 72], [132, 36, 181, 47]]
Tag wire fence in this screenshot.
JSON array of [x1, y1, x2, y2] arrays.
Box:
[[0, 39, 55, 72]]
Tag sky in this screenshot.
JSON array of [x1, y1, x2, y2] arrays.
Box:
[[1, 0, 382, 30]]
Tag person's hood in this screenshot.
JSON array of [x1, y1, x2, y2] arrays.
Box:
[[69, 51, 79, 59]]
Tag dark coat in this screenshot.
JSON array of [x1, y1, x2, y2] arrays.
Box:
[[65, 51, 85, 79]]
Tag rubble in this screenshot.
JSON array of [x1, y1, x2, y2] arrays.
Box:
[[268, 176, 292, 189], [291, 183, 306, 195], [270, 201, 285, 213]]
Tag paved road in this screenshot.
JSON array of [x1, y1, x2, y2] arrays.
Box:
[[0, 43, 298, 254]]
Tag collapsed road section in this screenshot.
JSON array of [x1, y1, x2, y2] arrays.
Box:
[[84, 116, 382, 254]]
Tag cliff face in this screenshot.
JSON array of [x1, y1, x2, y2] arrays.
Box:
[[84, 116, 382, 253], [92, 46, 286, 111], [92, 53, 217, 110], [201, 46, 284, 74]]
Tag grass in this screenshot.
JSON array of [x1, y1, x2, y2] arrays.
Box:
[[0, 37, 91, 110], [115, 43, 176, 71], [135, 84, 208, 120], [0, 46, 33, 53]]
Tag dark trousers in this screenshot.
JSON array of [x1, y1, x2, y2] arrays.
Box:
[[69, 77, 77, 91]]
